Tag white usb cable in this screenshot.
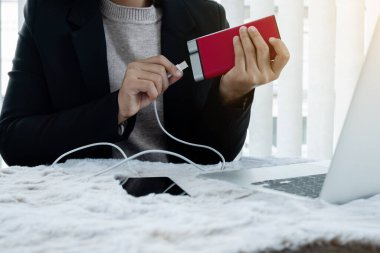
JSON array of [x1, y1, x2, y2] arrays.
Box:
[[52, 61, 226, 175]]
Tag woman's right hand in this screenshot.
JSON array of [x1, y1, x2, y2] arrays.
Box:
[[117, 55, 183, 124]]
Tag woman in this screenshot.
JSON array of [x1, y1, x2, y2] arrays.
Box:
[[0, 0, 289, 166]]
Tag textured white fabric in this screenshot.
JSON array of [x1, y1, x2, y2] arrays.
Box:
[[1, 158, 380, 252]]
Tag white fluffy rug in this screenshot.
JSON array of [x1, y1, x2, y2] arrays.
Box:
[[1, 158, 380, 253]]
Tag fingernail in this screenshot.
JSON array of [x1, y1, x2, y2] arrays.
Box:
[[175, 70, 183, 77], [240, 26, 247, 33], [248, 26, 256, 32], [269, 37, 278, 43], [233, 36, 239, 43]]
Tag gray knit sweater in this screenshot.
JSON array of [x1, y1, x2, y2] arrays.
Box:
[[100, 0, 168, 162]]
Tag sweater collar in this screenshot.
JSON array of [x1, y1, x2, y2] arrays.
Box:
[[99, 0, 162, 24], [67, 0, 195, 34]]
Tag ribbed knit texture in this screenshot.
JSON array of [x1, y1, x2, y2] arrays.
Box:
[[100, 0, 161, 23], [100, 0, 168, 162]]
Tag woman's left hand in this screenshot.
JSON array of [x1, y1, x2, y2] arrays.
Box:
[[219, 26, 290, 106]]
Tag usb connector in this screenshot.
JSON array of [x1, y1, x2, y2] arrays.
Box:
[[167, 61, 188, 78]]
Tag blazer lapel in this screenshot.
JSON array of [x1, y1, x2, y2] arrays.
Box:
[[67, 0, 109, 100], [160, 0, 198, 99], [160, 0, 203, 135], [160, 0, 196, 59]]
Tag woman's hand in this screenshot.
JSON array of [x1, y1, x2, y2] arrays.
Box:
[[219, 26, 290, 106], [117, 55, 183, 124]]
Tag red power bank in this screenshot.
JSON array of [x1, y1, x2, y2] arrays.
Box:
[[187, 15, 281, 82]]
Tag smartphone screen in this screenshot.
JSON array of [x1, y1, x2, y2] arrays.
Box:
[[119, 177, 189, 197]]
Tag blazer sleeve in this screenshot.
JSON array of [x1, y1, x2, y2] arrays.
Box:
[[0, 2, 134, 166]]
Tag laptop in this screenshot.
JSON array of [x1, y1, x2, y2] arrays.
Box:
[[200, 17, 380, 205]]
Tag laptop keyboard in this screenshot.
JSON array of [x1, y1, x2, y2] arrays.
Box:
[[251, 174, 327, 198]]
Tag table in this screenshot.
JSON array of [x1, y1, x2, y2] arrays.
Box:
[[1, 157, 380, 253]]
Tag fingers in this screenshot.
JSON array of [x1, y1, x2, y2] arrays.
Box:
[[239, 26, 257, 72], [221, 26, 290, 106], [236, 26, 289, 82], [233, 36, 246, 71], [141, 55, 183, 81], [137, 69, 164, 95], [131, 55, 185, 93], [138, 63, 168, 93], [269, 37, 290, 74], [138, 79, 159, 102], [247, 26, 271, 72], [118, 56, 183, 120]]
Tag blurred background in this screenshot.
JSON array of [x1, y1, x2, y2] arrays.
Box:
[[215, 0, 380, 160], [1, 0, 380, 168]]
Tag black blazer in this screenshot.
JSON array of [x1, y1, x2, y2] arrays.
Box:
[[0, 0, 253, 166]]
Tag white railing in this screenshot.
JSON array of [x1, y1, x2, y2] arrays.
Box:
[[307, 0, 336, 159], [220, 0, 380, 159], [17, 0, 25, 30], [1, 0, 380, 169], [276, 0, 304, 157], [248, 0, 274, 157]]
